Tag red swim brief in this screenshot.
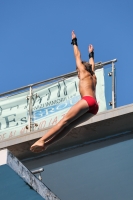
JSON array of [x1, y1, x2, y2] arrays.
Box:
[[82, 96, 99, 115]]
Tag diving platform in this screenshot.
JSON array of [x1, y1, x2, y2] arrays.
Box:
[[0, 103, 133, 160]]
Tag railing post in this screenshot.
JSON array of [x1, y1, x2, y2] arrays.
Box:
[[28, 87, 33, 132], [112, 62, 115, 109]]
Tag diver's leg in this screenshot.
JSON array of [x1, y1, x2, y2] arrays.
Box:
[[44, 112, 94, 150], [30, 99, 90, 153]]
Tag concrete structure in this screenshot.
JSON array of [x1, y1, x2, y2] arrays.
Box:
[[0, 149, 60, 200], [0, 103, 133, 199]]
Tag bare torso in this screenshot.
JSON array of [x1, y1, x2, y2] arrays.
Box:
[[78, 70, 97, 99]]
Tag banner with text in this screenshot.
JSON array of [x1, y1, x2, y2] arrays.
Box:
[[0, 68, 107, 142]]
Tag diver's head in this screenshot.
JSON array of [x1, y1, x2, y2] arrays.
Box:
[[82, 61, 94, 75], [76, 61, 94, 79]]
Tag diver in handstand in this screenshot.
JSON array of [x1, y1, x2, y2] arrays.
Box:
[[30, 30, 99, 153]]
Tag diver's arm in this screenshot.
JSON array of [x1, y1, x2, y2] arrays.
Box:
[[71, 31, 84, 70], [88, 45, 95, 72]]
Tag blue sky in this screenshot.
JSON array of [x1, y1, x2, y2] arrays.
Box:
[[0, 0, 133, 107]]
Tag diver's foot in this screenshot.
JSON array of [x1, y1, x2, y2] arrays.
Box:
[[30, 140, 45, 153]]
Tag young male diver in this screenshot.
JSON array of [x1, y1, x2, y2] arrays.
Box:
[[30, 30, 99, 153]]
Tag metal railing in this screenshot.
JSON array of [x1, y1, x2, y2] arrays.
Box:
[[0, 59, 117, 97], [0, 58, 117, 132]]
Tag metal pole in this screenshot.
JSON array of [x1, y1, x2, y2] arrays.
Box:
[[112, 62, 115, 109], [31, 168, 44, 181], [28, 87, 33, 132]]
